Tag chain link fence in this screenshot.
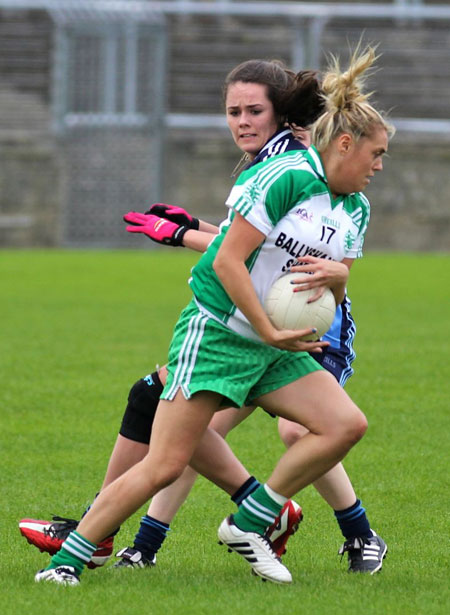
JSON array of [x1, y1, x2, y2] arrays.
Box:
[[0, 1, 449, 249], [52, 14, 167, 247]]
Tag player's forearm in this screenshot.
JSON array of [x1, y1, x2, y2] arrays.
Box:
[[197, 220, 219, 234], [329, 280, 346, 306], [328, 262, 349, 305], [182, 229, 217, 253]]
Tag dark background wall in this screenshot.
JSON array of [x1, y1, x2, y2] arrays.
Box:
[[0, 4, 449, 250]]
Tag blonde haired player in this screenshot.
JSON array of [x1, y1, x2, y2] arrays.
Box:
[[35, 46, 393, 585]]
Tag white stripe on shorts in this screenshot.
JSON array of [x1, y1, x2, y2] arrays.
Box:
[[181, 314, 207, 398], [166, 311, 208, 400]]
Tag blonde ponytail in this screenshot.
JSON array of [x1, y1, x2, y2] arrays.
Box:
[[311, 44, 394, 151]]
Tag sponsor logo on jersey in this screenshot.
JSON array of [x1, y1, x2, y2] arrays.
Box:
[[275, 232, 332, 260], [321, 215, 340, 229], [344, 230, 356, 250], [243, 182, 262, 205], [296, 207, 313, 222]]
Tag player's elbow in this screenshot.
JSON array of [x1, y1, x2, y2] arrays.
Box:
[[213, 250, 232, 280]]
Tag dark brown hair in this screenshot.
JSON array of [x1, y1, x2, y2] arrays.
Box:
[[223, 59, 325, 129]]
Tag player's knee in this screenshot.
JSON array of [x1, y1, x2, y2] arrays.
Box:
[[278, 418, 309, 448], [118, 373, 164, 444], [338, 407, 368, 447], [147, 459, 186, 492]]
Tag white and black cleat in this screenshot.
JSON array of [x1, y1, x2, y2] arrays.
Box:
[[35, 566, 80, 586], [218, 515, 292, 584]]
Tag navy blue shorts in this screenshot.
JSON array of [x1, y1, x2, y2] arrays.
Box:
[[309, 346, 354, 387]]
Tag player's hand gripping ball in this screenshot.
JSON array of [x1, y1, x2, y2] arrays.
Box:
[[264, 272, 336, 341]]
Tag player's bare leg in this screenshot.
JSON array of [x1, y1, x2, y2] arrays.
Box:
[[260, 373, 367, 496], [115, 403, 299, 569], [147, 405, 255, 523], [101, 435, 149, 489], [278, 419, 357, 509], [277, 415, 387, 572], [76, 392, 226, 544], [36, 391, 247, 583], [218, 371, 367, 583]]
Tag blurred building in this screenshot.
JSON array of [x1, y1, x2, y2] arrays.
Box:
[[0, 0, 449, 249]]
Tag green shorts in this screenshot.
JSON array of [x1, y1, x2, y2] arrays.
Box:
[[161, 300, 323, 408]]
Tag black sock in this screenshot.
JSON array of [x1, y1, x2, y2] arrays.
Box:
[[334, 499, 372, 539], [230, 476, 261, 506], [134, 515, 170, 557]]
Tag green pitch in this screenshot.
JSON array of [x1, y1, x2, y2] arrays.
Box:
[[1, 250, 448, 615]]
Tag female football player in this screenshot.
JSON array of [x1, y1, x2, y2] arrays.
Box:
[[22, 59, 323, 573], [34, 45, 394, 586], [115, 59, 387, 574]]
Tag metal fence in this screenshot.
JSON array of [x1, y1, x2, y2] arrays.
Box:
[[0, 1, 449, 248], [52, 10, 167, 246]]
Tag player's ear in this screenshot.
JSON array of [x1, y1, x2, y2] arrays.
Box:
[[336, 132, 353, 155]]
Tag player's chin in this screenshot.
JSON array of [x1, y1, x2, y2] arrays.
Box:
[[240, 142, 260, 156], [353, 178, 371, 192]]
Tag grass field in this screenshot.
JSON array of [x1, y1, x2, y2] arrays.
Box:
[[1, 249, 449, 615]]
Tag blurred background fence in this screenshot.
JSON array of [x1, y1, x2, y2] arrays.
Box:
[[0, 0, 449, 249]]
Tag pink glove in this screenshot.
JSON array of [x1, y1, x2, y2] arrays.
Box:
[[123, 212, 188, 247], [145, 203, 200, 230]]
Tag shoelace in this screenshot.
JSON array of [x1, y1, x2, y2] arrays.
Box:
[[119, 547, 142, 562], [338, 536, 370, 560], [116, 547, 154, 567], [44, 516, 79, 539], [260, 533, 282, 563]]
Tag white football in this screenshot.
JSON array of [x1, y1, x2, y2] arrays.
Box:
[[264, 272, 336, 340]]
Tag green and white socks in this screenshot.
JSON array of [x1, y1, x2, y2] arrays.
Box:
[[232, 483, 287, 535], [45, 484, 286, 577], [46, 530, 96, 576]]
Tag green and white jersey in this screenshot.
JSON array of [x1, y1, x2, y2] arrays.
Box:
[[189, 146, 370, 342]]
